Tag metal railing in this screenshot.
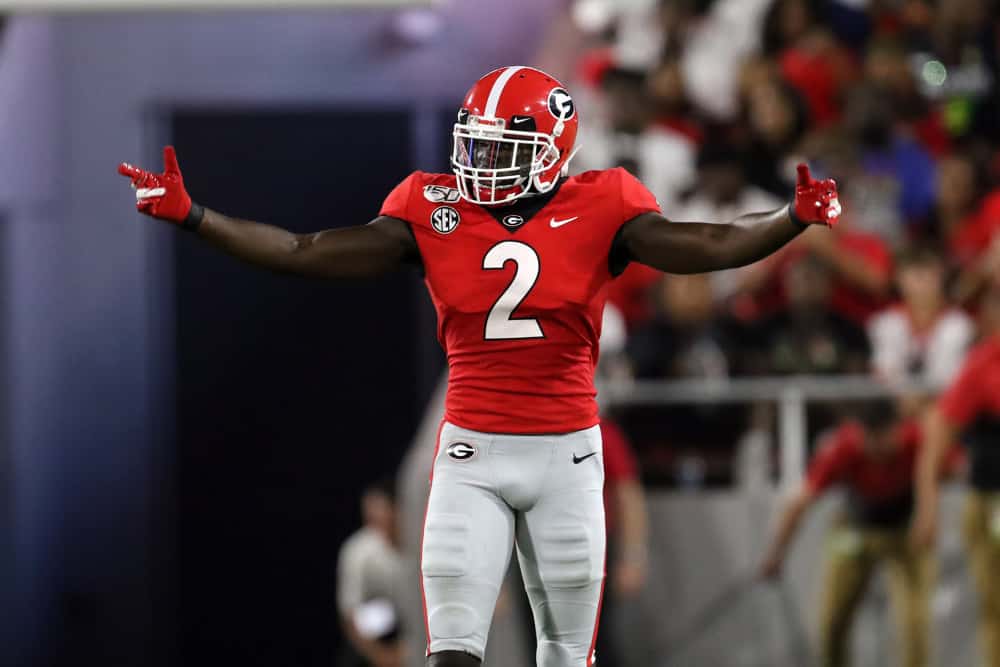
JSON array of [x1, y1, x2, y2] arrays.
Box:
[[599, 375, 935, 490]]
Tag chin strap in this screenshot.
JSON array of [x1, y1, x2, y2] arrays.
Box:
[[533, 144, 582, 194]]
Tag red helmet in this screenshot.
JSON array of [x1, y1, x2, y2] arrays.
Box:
[[452, 66, 580, 205]]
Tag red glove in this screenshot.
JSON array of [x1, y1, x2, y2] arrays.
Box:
[[791, 163, 841, 227], [117, 146, 202, 229]]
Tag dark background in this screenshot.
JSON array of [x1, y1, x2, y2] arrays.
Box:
[[171, 110, 437, 665]]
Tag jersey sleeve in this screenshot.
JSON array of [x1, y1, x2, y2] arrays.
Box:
[[806, 425, 856, 494], [618, 167, 662, 222], [609, 168, 663, 276], [378, 171, 420, 221], [939, 348, 987, 427]]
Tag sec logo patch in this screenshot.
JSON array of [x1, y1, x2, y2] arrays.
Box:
[[431, 206, 460, 234], [446, 442, 477, 461]]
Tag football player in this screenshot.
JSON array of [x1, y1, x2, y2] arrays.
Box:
[[118, 66, 841, 667]]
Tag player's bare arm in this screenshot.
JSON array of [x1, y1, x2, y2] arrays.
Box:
[[198, 210, 416, 279], [759, 484, 816, 579], [620, 164, 841, 274], [910, 405, 955, 548], [117, 146, 417, 279]]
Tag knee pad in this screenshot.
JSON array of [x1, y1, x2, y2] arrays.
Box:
[[536, 523, 600, 589], [422, 514, 484, 649], [536, 639, 589, 667], [422, 513, 470, 578]]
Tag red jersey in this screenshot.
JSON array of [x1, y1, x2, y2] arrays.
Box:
[[949, 191, 1000, 266], [939, 334, 1000, 490], [807, 420, 923, 526], [380, 168, 660, 434], [807, 421, 921, 501]]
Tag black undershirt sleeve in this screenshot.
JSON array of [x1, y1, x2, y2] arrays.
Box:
[[608, 217, 642, 277]]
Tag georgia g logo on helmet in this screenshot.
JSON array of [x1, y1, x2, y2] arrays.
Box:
[[547, 87, 575, 121]]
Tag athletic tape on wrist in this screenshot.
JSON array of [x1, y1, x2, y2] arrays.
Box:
[[787, 202, 808, 230], [183, 202, 205, 232]]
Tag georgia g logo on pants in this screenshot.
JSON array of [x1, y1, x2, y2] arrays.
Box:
[[446, 442, 477, 461]]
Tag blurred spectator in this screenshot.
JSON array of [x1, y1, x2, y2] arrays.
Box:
[[607, 262, 663, 333], [673, 139, 782, 300], [647, 55, 704, 146], [736, 213, 893, 326], [595, 417, 651, 667], [744, 255, 870, 440], [628, 273, 742, 380], [576, 65, 696, 211], [933, 151, 990, 263], [868, 246, 974, 389], [845, 82, 937, 228], [866, 40, 952, 157], [625, 274, 749, 485], [680, 0, 774, 120], [763, 0, 858, 127], [578, 62, 698, 331], [760, 400, 935, 667], [934, 153, 1000, 304], [746, 256, 870, 376], [336, 478, 405, 667], [736, 60, 810, 197]]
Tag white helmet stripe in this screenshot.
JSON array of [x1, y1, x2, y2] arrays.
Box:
[[484, 66, 525, 118]]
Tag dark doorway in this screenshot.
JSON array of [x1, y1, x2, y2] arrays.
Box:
[[171, 109, 421, 666]]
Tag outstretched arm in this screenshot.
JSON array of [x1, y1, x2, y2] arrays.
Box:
[[117, 146, 418, 280], [910, 406, 957, 549], [620, 164, 841, 274], [196, 210, 417, 279], [759, 484, 817, 579]]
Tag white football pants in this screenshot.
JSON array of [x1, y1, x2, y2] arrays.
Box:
[[421, 421, 606, 666]]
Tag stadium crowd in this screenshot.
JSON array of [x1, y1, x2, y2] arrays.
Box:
[[534, 0, 1000, 479]]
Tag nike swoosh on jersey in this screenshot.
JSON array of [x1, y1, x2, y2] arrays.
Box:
[[572, 452, 597, 464], [550, 216, 579, 228]]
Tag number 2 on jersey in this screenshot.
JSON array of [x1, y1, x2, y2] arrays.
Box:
[[482, 241, 544, 340]]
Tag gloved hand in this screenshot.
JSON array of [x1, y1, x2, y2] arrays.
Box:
[[791, 163, 841, 227], [117, 145, 202, 229]]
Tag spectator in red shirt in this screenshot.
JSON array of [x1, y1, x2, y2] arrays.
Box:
[[913, 280, 1000, 666], [736, 215, 893, 326], [594, 417, 650, 667], [762, 0, 857, 127], [951, 190, 1000, 306], [760, 399, 935, 667]]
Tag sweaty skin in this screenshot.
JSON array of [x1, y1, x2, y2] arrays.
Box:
[[194, 206, 805, 279]]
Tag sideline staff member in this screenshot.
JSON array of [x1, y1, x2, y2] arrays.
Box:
[[913, 281, 1000, 667], [762, 401, 933, 667]]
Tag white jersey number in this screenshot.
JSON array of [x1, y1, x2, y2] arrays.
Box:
[[482, 241, 544, 340]]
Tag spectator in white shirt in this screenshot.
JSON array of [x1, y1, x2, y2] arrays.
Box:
[[673, 139, 783, 300], [575, 65, 696, 212], [869, 246, 975, 391], [337, 478, 406, 667]]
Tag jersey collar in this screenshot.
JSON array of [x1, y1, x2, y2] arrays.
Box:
[[478, 178, 566, 234]]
